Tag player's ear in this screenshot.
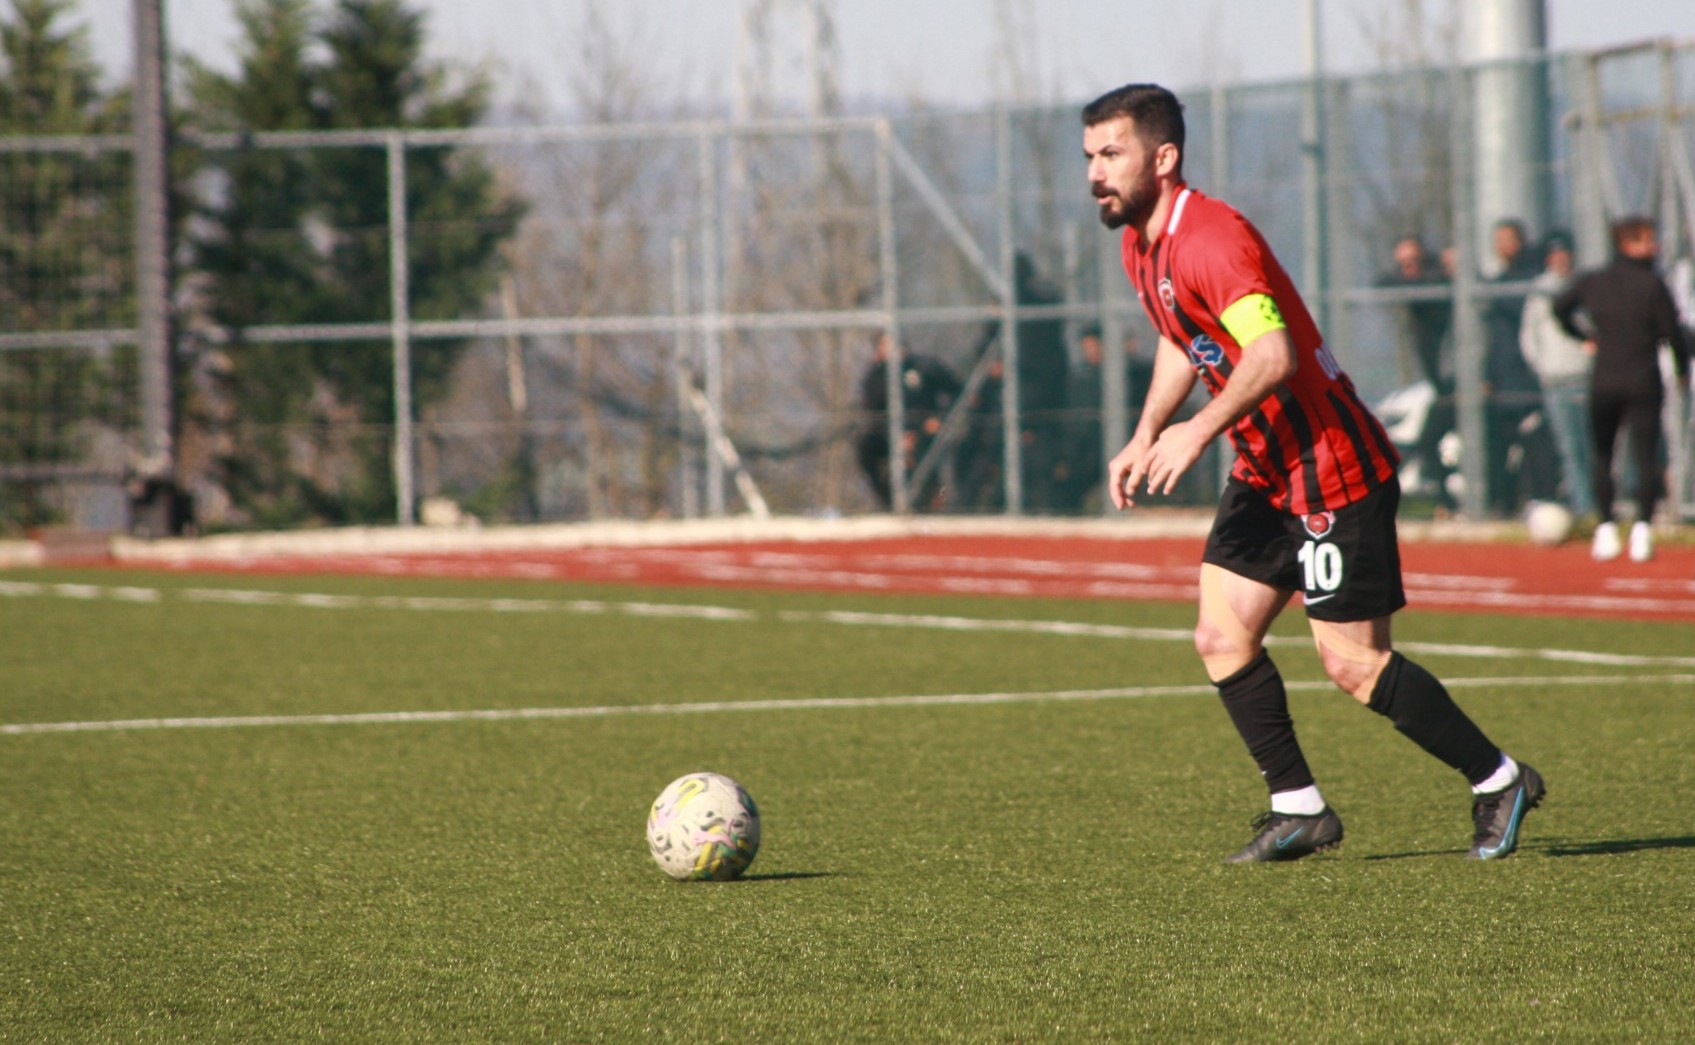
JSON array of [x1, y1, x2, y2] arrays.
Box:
[[1155, 141, 1181, 179]]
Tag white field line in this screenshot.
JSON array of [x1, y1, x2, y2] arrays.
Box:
[[782, 609, 1695, 670], [7, 579, 1695, 671], [0, 580, 754, 621], [6, 673, 1693, 736]]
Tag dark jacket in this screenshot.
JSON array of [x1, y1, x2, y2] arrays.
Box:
[[1554, 255, 1690, 398]]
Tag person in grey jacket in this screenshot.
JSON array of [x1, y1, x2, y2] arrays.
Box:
[[1520, 232, 1596, 518], [1554, 217, 1692, 562]]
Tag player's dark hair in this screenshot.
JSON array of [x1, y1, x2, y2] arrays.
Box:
[[1081, 83, 1186, 172]]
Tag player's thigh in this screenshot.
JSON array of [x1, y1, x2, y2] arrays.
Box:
[[1198, 480, 1299, 679], [1199, 562, 1290, 640], [1196, 563, 1291, 679]]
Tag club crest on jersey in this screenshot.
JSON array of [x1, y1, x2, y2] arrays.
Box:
[[1302, 512, 1336, 540], [1158, 277, 1177, 311], [1184, 334, 1225, 369]]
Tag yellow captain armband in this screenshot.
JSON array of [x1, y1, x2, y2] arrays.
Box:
[[1219, 293, 1286, 346]]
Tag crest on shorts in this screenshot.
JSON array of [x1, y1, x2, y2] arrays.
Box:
[[1158, 277, 1177, 311], [1302, 512, 1335, 539]]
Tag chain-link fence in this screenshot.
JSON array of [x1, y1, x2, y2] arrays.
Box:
[[3, 41, 1692, 534]]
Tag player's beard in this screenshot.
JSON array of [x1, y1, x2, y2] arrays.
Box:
[[1095, 164, 1158, 230]]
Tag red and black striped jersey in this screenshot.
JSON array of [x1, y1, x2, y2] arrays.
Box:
[[1121, 185, 1399, 514]]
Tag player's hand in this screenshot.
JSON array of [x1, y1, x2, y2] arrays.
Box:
[[1140, 420, 1210, 497], [1108, 435, 1153, 510]]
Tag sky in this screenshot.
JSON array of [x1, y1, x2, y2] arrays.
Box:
[[74, 0, 1695, 114]]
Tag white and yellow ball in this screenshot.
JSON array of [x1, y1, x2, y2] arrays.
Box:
[[646, 772, 761, 881]]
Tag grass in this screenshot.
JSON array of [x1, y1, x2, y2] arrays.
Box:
[[2, 567, 1692, 1042]]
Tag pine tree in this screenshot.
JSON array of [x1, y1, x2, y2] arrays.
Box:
[[182, 0, 325, 527], [0, 0, 130, 530], [185, 0, 522, 526]]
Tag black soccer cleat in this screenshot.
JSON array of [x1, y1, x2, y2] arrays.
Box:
[[1223, 807, 1344, 863], [1467, 763, 1546, 861]]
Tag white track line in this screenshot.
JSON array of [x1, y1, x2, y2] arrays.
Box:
[[6, 673, 1693, 736], [130, 548, 1695, 615]]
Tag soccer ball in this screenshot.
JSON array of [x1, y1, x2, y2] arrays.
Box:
[[1525, 500, 1575, 546], [646, 772, 761, 881]]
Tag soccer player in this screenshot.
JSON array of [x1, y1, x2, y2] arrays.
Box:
[[1081, 83, 1544, 862]]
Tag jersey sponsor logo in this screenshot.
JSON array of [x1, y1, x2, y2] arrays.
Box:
[[1184, 333, 1225, 369], [1313, 342, 1343, 380], [1301, 511, 1335, 539], [1158, 277, 1177, 311]]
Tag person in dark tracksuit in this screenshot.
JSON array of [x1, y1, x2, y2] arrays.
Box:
[[1554, 217, 1691, 563]]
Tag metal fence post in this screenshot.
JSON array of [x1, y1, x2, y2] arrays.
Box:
[[672, 236, 700, 520], [995, 108, 1023, 515], [132, 0, 175, 505], [1449, 67, 1490, 518], [1211, 83, 1235, 495], [875, 120, 908, 514], [698, 130, 727, 517], [1097, 228, 1128, 517], [387, 132, 416, 526]]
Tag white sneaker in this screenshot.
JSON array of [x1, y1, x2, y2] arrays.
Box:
[[1592, 521, 1621, 561], [1628, 521, 1653, 562]]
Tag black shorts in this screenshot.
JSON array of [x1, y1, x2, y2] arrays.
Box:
[[1201, 476, 1407, 622]]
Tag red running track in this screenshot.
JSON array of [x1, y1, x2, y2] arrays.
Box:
[[136, 533, 1695, 623]]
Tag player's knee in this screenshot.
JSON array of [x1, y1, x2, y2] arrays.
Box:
[[1316, 641, 1390, 702], [1309, 618, 1393, 702], [1195, 620, 1258, 681]]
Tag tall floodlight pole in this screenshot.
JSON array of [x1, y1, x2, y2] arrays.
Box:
[[1301, 0, 1329, 333], [1462, 0, 1549, 518], [133, 0, 176, 527], [1469, 0, 1550, 260]]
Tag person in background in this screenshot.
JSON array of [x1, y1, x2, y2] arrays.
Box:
[[1518, 231, 1596, 519], [1056, 326, 1151, 513], [854, 332, 962, 512], [1554, 217, 1692, 562], [1483, 218, 1554, 516], [1381, 235, 1453, 393], [1378, 235, 1455, 507], [1056, 325, 1109, 513], [1011, 254, 1071, 512], [956, 354, 1006, 512]]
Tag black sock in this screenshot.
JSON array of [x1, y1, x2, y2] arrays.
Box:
[[1214, 650, 1314, 795], [1367, 652, 1501, 786]]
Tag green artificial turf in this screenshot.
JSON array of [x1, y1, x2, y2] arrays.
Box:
[[2, 569, 1691, 1041]]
